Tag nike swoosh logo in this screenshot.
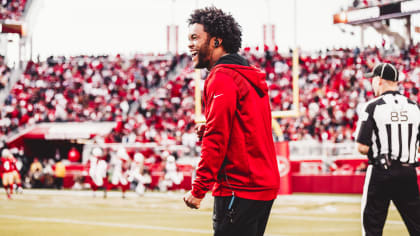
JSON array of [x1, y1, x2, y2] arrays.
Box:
[[213, 94, 223, 99]]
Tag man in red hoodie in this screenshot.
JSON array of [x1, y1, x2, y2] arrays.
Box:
[[183, 7, 280, 236]]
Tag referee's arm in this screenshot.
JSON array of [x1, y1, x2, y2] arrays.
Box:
[[356, 105, 375, 155], [357, 143, 370, 155], [417, 124, 420, 153]]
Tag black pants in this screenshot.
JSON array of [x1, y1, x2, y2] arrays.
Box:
[[213, 196, 274, 236], [362, 164, 420, 236], [55, 177, 64, 189]]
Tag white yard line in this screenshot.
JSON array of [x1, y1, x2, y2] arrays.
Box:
[[2, 200, 404, 227], [0, 189, 404, 231], [0, 214, 212, 234], [0, 214, 290, 236]]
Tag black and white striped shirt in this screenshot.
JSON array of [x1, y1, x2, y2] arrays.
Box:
[[357, 91, 420, 164]]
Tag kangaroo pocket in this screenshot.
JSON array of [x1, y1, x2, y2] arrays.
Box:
[[224, 136, 251, 186], [248, 150, 278, 187], [245, 132, 279, 188]]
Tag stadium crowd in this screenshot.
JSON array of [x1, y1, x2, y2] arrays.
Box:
[[244, 43, 420, 142], [0, 44, 418, 148], [0, 0, 27, 21], [0, 53, 198, 150]]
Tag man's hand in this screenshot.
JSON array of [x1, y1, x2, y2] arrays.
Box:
[[195, 123, 206, 141], [183, 191, 203, 209]]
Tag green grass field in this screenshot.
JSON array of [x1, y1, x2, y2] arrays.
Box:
[[0, 189, 408, 236]]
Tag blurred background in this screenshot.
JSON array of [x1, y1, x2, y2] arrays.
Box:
[[0, 0, 419, 235]]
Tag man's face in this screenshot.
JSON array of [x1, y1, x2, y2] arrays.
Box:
[[372, 76, 380, 96], [188, 23, 211, 69]]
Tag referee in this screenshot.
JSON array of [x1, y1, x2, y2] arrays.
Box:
[[356, 63, 420, 236]]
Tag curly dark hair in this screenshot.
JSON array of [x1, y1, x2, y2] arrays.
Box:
[[188, 7, 242, 54]]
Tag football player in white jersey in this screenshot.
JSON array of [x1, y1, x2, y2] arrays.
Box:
[[108, 148, 130, 198], [159, 155, 183, 192], [127, 153, 151, 196], [88, 147, 108, 198]]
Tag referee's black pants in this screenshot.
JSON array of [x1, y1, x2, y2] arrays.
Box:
[[362, 164, 420, 236], [213, 196, 274, 236]]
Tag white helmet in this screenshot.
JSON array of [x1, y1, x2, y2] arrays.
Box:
[[134, 153, 144, 163], [2, 149, 12, 158], [167, 155, 175, 163], [161, 151, 170, 158], [92, 147, 103, 157], [117, 148, 129, 160]]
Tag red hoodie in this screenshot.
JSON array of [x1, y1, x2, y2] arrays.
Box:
[[191, 62, 280, 201]]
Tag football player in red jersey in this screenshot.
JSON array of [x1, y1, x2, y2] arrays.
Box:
[[1, 149, 15, 199], [8, 151, 23, 194]]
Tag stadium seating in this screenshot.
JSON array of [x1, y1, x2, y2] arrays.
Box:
[[0, 0, 27, 21], [1, 54, 197, 147], [248, 44, 420, 142], [1, 44, 419, 144]]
